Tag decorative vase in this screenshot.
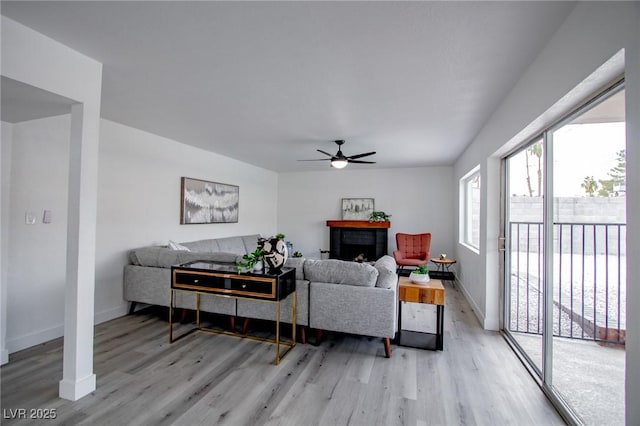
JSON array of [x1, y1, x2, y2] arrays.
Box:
[[253, 260, 263, 272], [261, 237, 288, 273], [409, 272, 430, 284]]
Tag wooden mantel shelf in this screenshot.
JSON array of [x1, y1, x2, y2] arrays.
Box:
[[326, 220, 391, 229]]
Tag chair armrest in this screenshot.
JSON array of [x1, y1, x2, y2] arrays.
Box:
[[393, 250, 405, 260]]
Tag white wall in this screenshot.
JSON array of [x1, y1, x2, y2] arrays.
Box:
[[452, 2, 639, 424], [95, 119, 279, 320], [1, 116, 279, 351], [5, 115, 70, 352], [278, 167, 454, 261], [454, 1, 636, 326]]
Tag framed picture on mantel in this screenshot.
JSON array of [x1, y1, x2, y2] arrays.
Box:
[[180, 177, 239, 224], [341, 198, 374, 220]]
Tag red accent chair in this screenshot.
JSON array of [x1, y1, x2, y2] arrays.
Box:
[[393, 233, 431, 274]]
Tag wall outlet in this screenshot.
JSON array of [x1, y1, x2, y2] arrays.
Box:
[[25, 212, 36, 225], [43, 210, 52, 224]]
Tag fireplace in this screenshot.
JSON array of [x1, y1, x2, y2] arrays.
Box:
[[326, 220, 390, 262]]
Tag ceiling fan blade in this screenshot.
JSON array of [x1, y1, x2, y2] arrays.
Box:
[[298, 159, 330, 162], [347, 151, 376, 160], [317, 149, 334, 157], [348, 159, 376, 164]]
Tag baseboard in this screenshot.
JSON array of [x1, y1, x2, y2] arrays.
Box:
[[454, 277, 486, 328], [94, 304, 128, 325], [59, 374, 96, 401], [7, 304, 128, 354], [7, 324, 64, 353], [1, 348, 8, 365]]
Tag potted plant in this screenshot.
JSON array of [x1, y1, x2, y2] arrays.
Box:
[[369, 211, 391, 222], [409, 264, 430, 284], [236, 248, 264, 273]]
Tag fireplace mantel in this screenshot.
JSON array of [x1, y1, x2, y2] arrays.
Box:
[[326, 220, 390, 229], [326, 220, 390, 261]]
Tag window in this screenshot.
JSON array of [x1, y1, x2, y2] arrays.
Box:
[[460, 166, 481, 250]]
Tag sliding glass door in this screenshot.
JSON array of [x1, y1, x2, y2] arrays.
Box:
[[504, 138, 545, 374], [502, 84, 626, 425]]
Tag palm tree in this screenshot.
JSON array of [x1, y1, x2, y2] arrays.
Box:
[[525, 150, 533, 197], [524, 141, 542, 197], [581, 176, 598, 197], [528, 142, 543, 196]]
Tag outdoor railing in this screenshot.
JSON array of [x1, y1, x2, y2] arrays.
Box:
[[508, 221, 626, 345]]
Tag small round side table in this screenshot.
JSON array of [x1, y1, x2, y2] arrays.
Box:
[[430, 258, 457, 281]]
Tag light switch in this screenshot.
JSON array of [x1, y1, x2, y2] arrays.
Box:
[[25, 211, 36, 225], [43, 210, 52, 224]]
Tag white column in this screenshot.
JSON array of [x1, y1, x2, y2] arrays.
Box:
[[58, 103, 98, 400]]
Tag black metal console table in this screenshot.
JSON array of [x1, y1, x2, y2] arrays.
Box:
[[170, 261, 296, 365]]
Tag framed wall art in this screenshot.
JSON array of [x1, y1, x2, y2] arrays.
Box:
[[180, 177, 239, 224], [341, 198, 374, 220]]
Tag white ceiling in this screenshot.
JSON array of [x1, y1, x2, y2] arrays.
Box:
[[1, 1, 575, 172]]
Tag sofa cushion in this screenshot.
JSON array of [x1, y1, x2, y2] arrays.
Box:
[[303, 259, 378, 287], [309, 281, 396, 337], [215, 236, 250, 255], [178, 234, 261, 255], [285, 257, 306, 281], [129, 246, 239, 268], [181, 239, 221, 253], [374, 255, 398, 289], [168, 240, 190, 251], [241, 235, 262, 253]]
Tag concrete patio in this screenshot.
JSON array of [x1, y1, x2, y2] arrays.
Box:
[[513, 333, 625, 426]]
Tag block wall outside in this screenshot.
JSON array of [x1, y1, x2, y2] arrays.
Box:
[[509, 196, 626, 255]]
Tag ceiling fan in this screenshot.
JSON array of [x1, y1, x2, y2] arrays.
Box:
[[298, 140, 376, 169]]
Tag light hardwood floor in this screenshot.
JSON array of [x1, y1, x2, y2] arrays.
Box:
[[1, 282, 565, 425]]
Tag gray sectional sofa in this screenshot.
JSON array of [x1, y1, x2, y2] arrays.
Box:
[[123, 235, 398, 357]]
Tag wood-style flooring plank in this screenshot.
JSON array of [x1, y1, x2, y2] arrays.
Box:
[[1, 283, 565, 426]]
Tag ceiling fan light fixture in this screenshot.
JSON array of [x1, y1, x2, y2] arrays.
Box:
[[298, 140, 375, 168], [331, 158, 348, 169]]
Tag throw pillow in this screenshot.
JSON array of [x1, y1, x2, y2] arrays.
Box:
[[168, 240, 190, 251], [374, 255, 398, 288]]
